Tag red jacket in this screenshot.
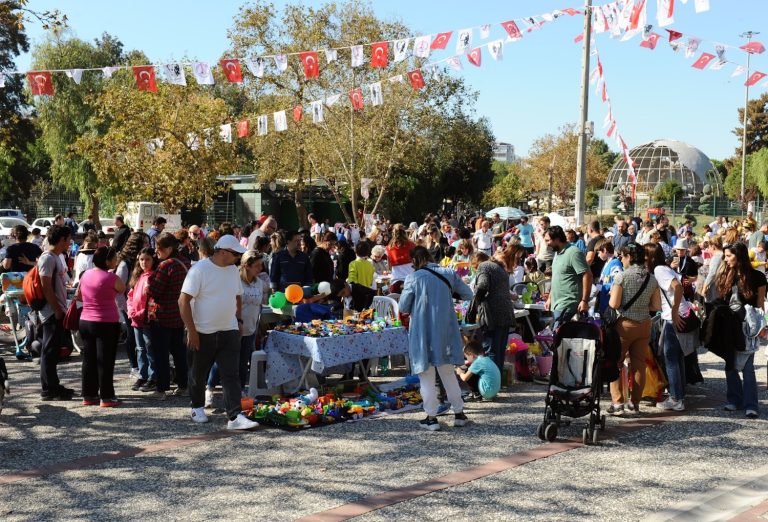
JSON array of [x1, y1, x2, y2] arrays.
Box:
[[386, 241, 415, 267]]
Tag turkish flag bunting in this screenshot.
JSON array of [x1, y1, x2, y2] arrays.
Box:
[[431, 32, 453, 50], [27, 71, 54, 96], [370, 42, 388, 68], [501, 20, 522, 40], [220, 59, 243, 83], [574, 34, 584, 44], [630, 0, 647, 30], [691, 52, 715, 69], [300, 51, 320, 78], [640, 33, 660, 50], [237, 120, 249, 138], [562, 8, 581, 16], [467, 47, 482, 67], [349, 87, 364, 110], [666, 29, 683, 42], [132, 66, 157, 92], [407, 69, 426, 90], [740, 41, 766, 55], [745, 71, 767, 87], [293, 105, 303, 122], [601, 82, 608, 102], [607, 120, 616, 138]]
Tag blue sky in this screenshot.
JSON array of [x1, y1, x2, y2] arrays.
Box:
[[13, 0, 768, 161]]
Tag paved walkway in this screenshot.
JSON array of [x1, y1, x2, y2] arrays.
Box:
[[0, 334, 766, 521]]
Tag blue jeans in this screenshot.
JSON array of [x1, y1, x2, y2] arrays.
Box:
[[662, 321, 686, 400], [134, 326, 154, 382], [726, 353, 758, 412], [148, 324, 187, 392], [120, 310, 137, 369]]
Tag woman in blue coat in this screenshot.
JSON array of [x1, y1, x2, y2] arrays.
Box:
[[399, 246, 474, 431]]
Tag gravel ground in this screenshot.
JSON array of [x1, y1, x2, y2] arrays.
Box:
[[1, 334, 766, 521]]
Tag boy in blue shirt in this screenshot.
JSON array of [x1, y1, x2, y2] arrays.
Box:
[[596, 239, 623, 314], [455, 341, 501, 401]]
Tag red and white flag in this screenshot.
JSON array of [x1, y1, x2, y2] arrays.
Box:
[[192, 62, 214, 85], [370, 42, 388, 68], [562, 8, 581, 16], [237, 120, 249, 138], [640, 32, 661, 49], [607, 120, 617, 138], [629, 0, 647, 30], [745, 71, 767, 87], [407, 69, 426, 90], [691, 52, 715, 69], [293, 105, 303, 123], [300, 51, 320, 78], [430, 32, 452, 50], [656, 0, 674, 27], [132, 66, 157, 92], [501, 20, 522, 41], [27, 71, 54, 96], [467, 47, 482, 67], [694, 0, 709, 13], [740, 41, 766, 55], [601, 82, 608, 102], [349, 87, 364, 110], [666, 29, 683, 42], [413, 35, 431, 58], [220, 59, 243, 83]]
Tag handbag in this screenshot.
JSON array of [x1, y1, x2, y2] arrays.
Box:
[[603, 272, 651, 328], [661, 287, 701, 333], [63, 299, 82, 331]]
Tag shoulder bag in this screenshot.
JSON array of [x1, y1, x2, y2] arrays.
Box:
[[603, 272, 650, 328], [661, 285, 700, 333]]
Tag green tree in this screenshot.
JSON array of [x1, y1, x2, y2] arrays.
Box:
[[733, 92, 768, 155], [482, 162, 524, 207], [653, 178, 683, 203]]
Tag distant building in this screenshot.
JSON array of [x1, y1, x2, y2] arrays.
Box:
[[493, 142, 517, 164]]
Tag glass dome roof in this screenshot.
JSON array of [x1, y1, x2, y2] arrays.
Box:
[[605, 139, 723, 196]]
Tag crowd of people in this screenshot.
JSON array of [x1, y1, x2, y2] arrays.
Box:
[[2, 206, 764, 431]]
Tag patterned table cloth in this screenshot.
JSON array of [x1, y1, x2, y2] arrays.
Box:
[[265, 327, 409, 386]]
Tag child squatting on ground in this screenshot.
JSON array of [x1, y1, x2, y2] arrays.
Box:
[[455, 341, 501, 402]]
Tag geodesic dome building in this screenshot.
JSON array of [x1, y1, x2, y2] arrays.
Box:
[[604, 139, 723, 197]]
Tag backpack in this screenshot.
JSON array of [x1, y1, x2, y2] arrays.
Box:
[[23, 255, 56, 311]]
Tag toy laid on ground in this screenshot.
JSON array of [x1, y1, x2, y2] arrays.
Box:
[[244, 383, 422, 431]]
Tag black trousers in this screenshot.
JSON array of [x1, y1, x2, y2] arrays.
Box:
[[189, 330, 241, 421], [40, 318, 65, 396], [79, 320, 120, 400]]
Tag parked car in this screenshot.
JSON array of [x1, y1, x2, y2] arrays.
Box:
[[0, 217, 32, 247], [78, 217, 117, 236], [31, 217, 57, 237], [0, 209, 25, 220]]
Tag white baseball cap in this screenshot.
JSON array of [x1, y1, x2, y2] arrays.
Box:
[[214, 235, 246, 254]]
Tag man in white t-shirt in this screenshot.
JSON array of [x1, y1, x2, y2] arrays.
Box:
[[473, 220, 494, 255], [179, 235, 258, 430]]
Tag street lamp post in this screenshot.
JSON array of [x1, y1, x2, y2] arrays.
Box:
[[574, 0, 593, 226], [740, 30, 759, 205]]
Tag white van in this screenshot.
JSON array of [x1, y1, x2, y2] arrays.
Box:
[[124, 202, 180, 232]]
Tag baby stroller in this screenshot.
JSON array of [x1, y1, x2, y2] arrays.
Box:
[[537, 316, 605, 445]]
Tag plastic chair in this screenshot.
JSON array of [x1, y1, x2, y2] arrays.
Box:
[[538, 279, 552, 295], [372, 295, 399, 320], [248, 350, 280, 398]]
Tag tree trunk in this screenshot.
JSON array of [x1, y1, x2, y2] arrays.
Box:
[[294, 147, 309, 229], [90, 193, 101, 230]]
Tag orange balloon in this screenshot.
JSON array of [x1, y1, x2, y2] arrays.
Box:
[[285, 284, 304, 304]]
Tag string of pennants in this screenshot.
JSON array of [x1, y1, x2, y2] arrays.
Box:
[[3, 6, 584, 96], [582, 0, 767, 87], [590, 39, 638, 201]]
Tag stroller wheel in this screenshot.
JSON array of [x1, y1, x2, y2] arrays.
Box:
[[600, 414, 606, 431], [537, 422, 546, 441], [544, 423, 557, 442], [592, 428, 599, 445], [582, 428, 590, 445]]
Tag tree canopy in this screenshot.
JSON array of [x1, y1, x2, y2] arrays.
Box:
[[733, 92, 768, 156]]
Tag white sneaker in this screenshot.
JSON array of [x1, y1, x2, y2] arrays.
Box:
[[227, 414, 259, 430], [129, 368, 140, 379], [658, 398, 685, 411], [190, 407, 209, 423], [204, 388, 214, 408]]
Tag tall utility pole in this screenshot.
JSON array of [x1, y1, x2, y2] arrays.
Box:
[[574, 0, 593, 226], [740, 30, 759, 202]]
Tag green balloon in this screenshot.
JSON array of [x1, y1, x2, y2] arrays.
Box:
[[269, 291, 287, 309]]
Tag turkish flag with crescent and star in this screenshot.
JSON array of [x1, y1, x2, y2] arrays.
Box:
[[237, 120, 249, 138], [27, 71, 54, 96], [640, 33, 660, 50], [666, 29, 683, 43], [132, 66, 157, 92], [467, 47, 482, 67], [349, 88, 364, 111], [370, 42, 388, 68], [220, 59, 243, 83], [300, 51, 320, 78], [691, 52, 715, 69], [407, 69, 426, 90], [745, 71, 767, 87], [293, 105, 303, 122], [740, 41, 766, 55], [501, 20, 522, 40], [430, 32, 452, 50]]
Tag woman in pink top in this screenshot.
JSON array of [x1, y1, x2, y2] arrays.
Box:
[[77, 246, 125, 407]]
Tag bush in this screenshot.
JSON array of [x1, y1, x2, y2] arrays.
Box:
[[684, 204, 693, 214], [698, 204, 712, 214], [703, 184, 712, 195]]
